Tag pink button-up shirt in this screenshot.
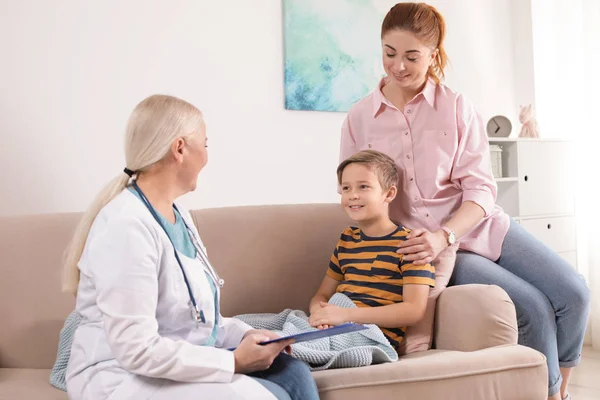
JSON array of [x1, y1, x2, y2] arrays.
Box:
[[340, 78, 510, 261]]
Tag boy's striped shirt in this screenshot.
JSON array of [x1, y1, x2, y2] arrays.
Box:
[[327, 225, 436, 350]]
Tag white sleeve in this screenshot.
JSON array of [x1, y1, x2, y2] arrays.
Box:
[[89, 216, 236, 383], [217, 318, 253, 349]]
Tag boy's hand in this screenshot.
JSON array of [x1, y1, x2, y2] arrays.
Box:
[[309, 276, 341, 329], [309, 303, 332, 330], [309, 301, 350, 328]]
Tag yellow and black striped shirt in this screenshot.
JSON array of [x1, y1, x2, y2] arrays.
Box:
[[327, 225, 436, 350]]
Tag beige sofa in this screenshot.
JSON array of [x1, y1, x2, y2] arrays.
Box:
[[0, 204, 548, 399]]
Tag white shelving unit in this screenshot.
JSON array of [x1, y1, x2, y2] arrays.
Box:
[[495, 177, 519, 183], [490, 138, 578, 269]]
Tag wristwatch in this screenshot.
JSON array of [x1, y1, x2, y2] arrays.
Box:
[[441, 227, 457, 246]]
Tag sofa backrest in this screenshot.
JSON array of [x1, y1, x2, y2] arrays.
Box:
[[0, 212, 79, 369], [191, 204, 351, 317], [0, 203, 350, 368]]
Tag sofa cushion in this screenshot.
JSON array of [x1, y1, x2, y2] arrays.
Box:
[[399, 244, 457, 354], [435, 284, 518, 351], [313, 346, 548, 400], [2, 346, 547, 400], [0, 369, 67, 400], [0, 213, 77, 369]]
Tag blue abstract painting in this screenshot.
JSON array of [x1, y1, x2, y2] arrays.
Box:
[[283, 0, 390, 112]]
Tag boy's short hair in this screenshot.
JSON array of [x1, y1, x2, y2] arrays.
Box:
[[337, 150, 399, 191]]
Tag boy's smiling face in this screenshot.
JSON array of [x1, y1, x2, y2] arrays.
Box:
[[340, 163, 396, 223]]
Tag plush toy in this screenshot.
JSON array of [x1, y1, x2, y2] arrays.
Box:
[[518, 104, 540, 138]]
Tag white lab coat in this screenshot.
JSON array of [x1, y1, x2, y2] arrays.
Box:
[[66, 189, 276, 400]]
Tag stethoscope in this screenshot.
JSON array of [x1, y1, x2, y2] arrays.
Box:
[[131, 180, 224, 326]]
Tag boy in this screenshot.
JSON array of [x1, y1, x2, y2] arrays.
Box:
[[308, 150, 435, 351]]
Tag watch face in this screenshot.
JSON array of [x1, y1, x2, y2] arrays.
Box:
[[448, 231, 456, 244], [486, 115, 512, 137]]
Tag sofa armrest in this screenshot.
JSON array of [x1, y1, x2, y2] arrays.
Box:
[[434, 284, 518, 351]]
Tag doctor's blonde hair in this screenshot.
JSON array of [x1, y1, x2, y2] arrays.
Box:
[[62, 95, 204, 295]]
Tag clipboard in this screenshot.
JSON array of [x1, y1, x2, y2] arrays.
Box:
[[227, 323, 368, 351]]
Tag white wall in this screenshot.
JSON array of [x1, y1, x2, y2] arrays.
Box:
[[530, 0, 584, 139], [510, 0, 536, 113], [529, 0, 600, 347], [0, 0, 525, 216]]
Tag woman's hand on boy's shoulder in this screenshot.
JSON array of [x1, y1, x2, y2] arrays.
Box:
[[397, 228, 447, 265]]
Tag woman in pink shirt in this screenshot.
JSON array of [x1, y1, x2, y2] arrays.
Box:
[[339, 3, 589, 400]]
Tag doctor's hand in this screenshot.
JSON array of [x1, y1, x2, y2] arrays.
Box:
[[243, 329, 292, 354], [233, 333, 294, 374]]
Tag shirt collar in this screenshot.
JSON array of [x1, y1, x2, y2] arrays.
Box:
[[372, 76, 437, 117], [421, 77, 437, 108]]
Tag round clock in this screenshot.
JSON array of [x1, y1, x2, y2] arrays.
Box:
[[486, 115, 512, 137]]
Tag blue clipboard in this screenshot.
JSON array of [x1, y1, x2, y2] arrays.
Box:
[[227, 323, 368, 351]]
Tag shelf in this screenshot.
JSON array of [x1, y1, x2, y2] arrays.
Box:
[[515, 213, 576, 221], [495, 177, 518, 182], [507, 213, 576, 223], [488, 137, 573, 143]]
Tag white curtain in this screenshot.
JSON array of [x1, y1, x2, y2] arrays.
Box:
[[530, 0, 600, 349]]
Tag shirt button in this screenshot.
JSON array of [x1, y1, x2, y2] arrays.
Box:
[[426, 213, 430, 217], [410, 177, 414, 181], [414, 196, 418, 201], [405, 131, 409, 135], [406, 154, 411, 159], [368, 144, 372, 148], [406, 109, 412, 114]]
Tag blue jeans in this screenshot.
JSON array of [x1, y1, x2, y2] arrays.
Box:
[[450, 219, 590, 397], [249, 353, 319, 400]]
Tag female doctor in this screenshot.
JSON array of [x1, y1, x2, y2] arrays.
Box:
[[62, 95, 319, 400]]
